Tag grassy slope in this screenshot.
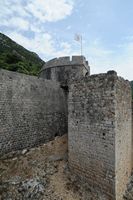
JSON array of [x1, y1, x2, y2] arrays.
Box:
[[0, 32, 45, 76]]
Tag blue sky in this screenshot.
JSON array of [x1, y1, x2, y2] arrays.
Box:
[[0, 0, 133, 80]]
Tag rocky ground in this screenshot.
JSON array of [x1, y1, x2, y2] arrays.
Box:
[[0, 135, 84, 200], [123, 173, 133, 200], [0, 134, 133, 200]]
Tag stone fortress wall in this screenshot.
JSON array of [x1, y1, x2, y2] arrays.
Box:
[[68, 71, 132, 200], [0, 69, 67, 155], [0, 55, 132, 199], [0, 56, 88, 155], [39, 56, 90, 86], [115, 77, 132, 200]]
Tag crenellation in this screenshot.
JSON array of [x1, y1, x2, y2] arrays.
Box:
[[43, 56, 88, 69], [39, 56, 90, 86]]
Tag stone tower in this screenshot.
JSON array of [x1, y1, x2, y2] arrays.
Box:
[[68, 71, 132, 200], [39, 56, 90, 86]]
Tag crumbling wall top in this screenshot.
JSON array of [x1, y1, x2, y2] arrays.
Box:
[[43, 56, 89, 71]]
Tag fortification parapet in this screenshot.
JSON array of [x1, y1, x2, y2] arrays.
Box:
[[43, 56, 89, 70], [39, 56, 90, 86]]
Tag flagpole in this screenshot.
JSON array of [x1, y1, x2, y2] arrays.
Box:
[[81, 35, 82, 55]]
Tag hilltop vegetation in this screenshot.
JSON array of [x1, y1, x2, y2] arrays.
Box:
[[0, 33, 45, 76]]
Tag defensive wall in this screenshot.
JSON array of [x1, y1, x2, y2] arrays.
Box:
[[0, 55, 132, 200], [0, 69, 67, 155], [68, 71, 132, 200], [0, 56, 89, 155], [39, 56, 90, 86]]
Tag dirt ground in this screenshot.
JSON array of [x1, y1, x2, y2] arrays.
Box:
[[0, 135, 132, 200], [0, 135, 83, 200]]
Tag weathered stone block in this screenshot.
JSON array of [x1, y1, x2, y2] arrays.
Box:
[[68, 72, 132, 200]]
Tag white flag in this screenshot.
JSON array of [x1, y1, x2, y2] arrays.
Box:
[[74, 34, 83, 55], [74, 34, 82, 42]]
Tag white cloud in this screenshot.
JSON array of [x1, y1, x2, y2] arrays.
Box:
[[0, 0, 74, 32], [0, 0, 74, 23], [26, 0, 74, 22], [6, 31, 53, 55], [0, 0, 29, 19], [30, 24, 42, 33], [0, 0, 30, 31], [0, 17, 29, 31], [6, 31, 75, 60], [0, 0, 75, 61]]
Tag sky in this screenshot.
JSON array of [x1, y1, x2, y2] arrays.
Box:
[[0, 0, 133, 80]]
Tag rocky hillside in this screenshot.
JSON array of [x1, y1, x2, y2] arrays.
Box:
[[0, 32, 45, 76]]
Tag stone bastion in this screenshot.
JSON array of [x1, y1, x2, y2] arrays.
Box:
[[39, 56, 90, 86]]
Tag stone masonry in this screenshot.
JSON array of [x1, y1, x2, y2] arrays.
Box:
[[115, 76, 132, 200], [39, 56, 90, 86], [0, 56, 89, 155], [0, 69, 67, 155], [68, 71, 132, 200], [0, 55, 132, 199]]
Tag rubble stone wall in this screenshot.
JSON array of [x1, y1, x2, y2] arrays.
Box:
[[68, 71, 132, 199], [115, 78, 132, 200]]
